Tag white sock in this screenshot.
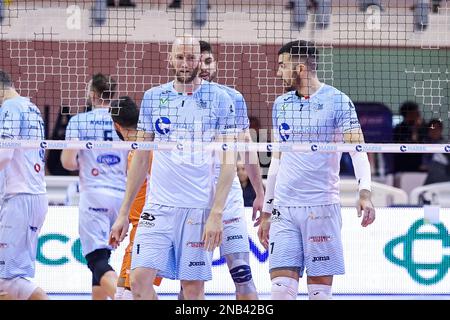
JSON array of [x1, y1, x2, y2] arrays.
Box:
[[122, 289, 133, 300], [114, 287, 125, 300], [271, 277, 298, 300], [308, 284, 332, 300]]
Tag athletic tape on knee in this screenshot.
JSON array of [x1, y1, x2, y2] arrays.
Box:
[[229, 259, 256, 295], [271, 277, 298, 300], [308, 284, 332, 300]]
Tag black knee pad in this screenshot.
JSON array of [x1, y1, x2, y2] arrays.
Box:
[[85, 249, 114, 285]]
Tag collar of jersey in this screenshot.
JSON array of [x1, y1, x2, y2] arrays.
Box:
[[92, 107, 110, 113], [168, 80, 205, 96]]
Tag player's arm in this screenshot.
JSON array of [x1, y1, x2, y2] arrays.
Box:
[[60, 117, 80, 171], [203, 132, 237, 251], [110, 90, 155, 246], [60, 150, 79, 171], [258, 100, 281, 249], [239, 129, 265, 226], [341, 100, 375, 227]]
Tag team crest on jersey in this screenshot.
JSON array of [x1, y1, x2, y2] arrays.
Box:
[[197, 99, 208, 109], [159, 97, 169, 107], [279, 123, 291, 142], [155, 117, 171, 135], [312, 103, 323, 111]]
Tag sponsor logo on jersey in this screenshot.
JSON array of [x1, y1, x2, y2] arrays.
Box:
[[186, 241, 204, 248], [312, 103, 323, 111], [309, 236, 332, 243], [188, 261, 206, 267], [223, 217, 241, 225], [91, 168, 99, 176], [312, 256, 330, 262], [227, 235, 243, 242], [155, 117, 171, 135], [96, 154, 121, 166], [34, 163, 41, 173], [88, 207, 108, 213], [278, 123, 291, 142]]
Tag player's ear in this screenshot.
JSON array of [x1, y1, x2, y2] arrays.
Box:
[[295, 63, 306, 74]]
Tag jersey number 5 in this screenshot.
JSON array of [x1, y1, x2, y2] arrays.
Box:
[[103, 130, 113, 141]]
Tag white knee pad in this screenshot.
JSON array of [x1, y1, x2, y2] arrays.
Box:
[[308, 284, 332, 300], [271, 277, 298, 300], [0, 277, 38, 300]]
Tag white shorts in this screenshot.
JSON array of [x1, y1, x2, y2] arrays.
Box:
[[0, 277, 38, 300], [131, 204, 213, 281], [220, 198, 250, 257], [0, 194, 48, 279], [269, 204, 345, 277], [78, 190, 124, 257]]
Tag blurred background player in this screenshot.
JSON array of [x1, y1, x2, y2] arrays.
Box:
[[258, 40, 376, 300], [195, 40, 264, 300], [110, 35, 237, 300], [109, 96, 162, 300], [0, 70, 48, 300], [61, 73, 127, 300]]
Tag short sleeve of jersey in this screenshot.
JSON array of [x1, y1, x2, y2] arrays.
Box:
[[137, 90, 155, 133], [65, 116, 80, 141], [334, 93, 361, 132], [216, 91, 237, 135], [0, 102, 21, 139], [234, 92, 250, 131]]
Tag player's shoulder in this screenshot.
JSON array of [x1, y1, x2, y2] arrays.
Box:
[[274, 91, 296, 106], [1, 96, 27, 112], [144, 82, 173, 97], [214, 83, 242, 97], [323, 84, 351, 102]]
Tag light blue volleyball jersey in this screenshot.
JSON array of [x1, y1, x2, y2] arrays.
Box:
[[212, 84, 249, 207], [137, 80, 237, 208], [0, 96, 46, 196], [273, 84, 361, 206], [65, 108, 127, 193]]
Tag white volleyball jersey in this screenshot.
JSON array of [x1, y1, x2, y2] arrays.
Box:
[[0, 96, 46, 196], [65, 107, 127, 193], [273, 84, 361, 206], [137, 80, 237, 208]]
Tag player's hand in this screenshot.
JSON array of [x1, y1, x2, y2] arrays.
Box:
[[202, 210, 223, 251], [357, 190, 376, 227], [109, 213, 130, 249], [257, 212, 271, 250], [252, 193, 264, 227]]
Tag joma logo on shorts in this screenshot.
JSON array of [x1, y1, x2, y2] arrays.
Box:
[[309, 236, 331, 243], [227, 235, 243, 241], [186, 242, 204, 248], [188, 261, 206, 267], [312, 256, 330, 262]]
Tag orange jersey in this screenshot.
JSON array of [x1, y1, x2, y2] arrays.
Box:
[[127, 151, 152, 225]]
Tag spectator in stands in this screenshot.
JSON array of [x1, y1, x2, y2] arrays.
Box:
[[423, 119, 449, 185], [237, 160, 257, 207], [46, 110, 74, 176], [107, 0, 136, 7], [422, 118, 444, 170], [168, 0, 182, 8], [393, 101, 428, 172]]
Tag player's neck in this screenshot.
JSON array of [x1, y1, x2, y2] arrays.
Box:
[[173, 77, 202, 94], [296, 77, 322, 97], [2, 89, 20, 102], [124, 130, 138, 141]]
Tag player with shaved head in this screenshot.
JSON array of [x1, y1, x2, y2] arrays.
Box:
[[110, 35, 238, 300]]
